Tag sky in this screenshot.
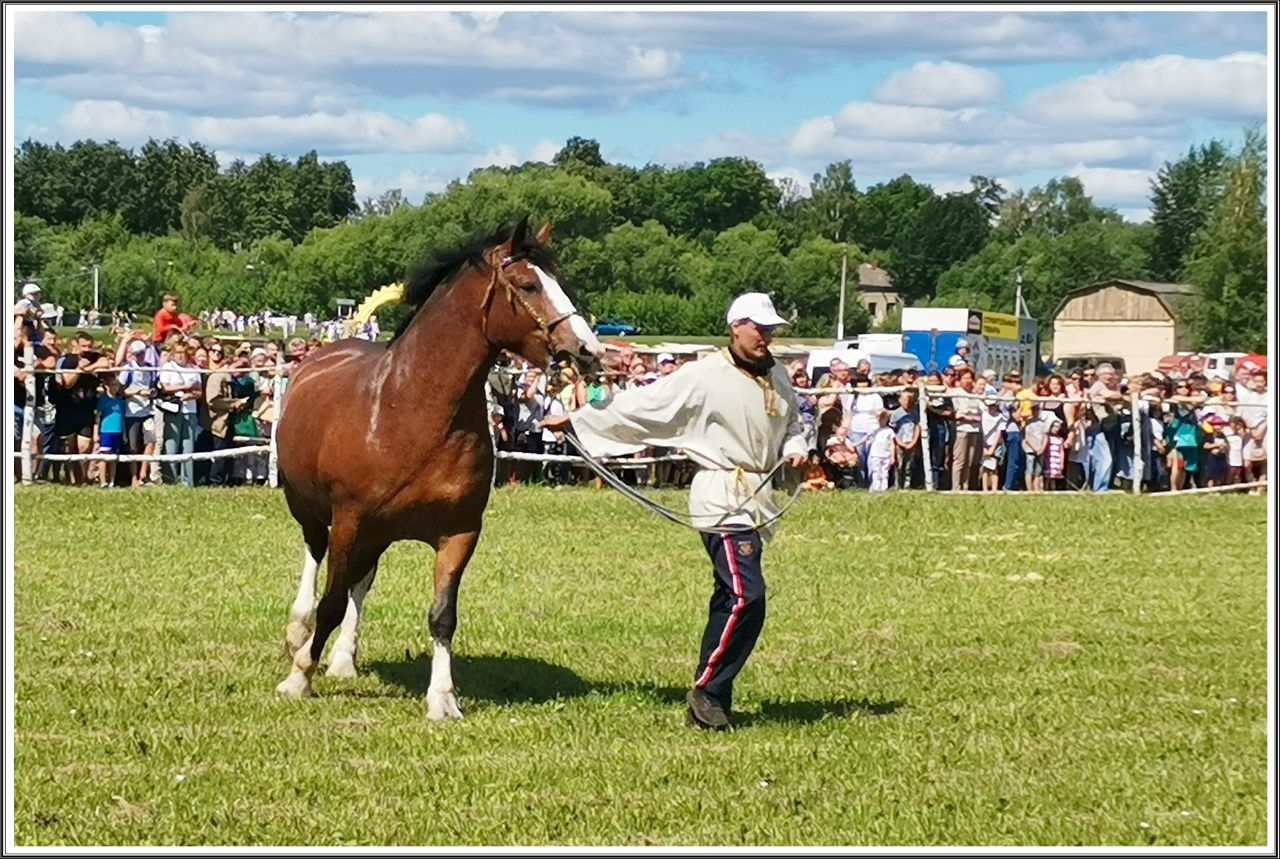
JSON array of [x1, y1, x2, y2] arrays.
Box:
[[5, 5, 1275, 224]]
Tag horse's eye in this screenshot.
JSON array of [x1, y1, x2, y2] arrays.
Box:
[[517, 280, 539, 293]]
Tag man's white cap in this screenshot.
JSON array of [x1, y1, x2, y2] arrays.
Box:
[[657, 352, 675, 364], [726, 292, 787, 327], [21, 282, 40, 297], [128, 339, 148, 354]]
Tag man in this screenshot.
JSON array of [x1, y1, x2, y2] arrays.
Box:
[[119, 335, 158, 487], [543, 292, 808, 730], [656, 353, 678, 377], [51, 331, 108, 485], [948, 337, 971, 369], [1085, 362, 1125, 492]]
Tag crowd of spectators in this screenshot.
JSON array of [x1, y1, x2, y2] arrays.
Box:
[[13, 288, 321, 489], [15, 281, 1270, 496], [801, 355, 1270, 494]]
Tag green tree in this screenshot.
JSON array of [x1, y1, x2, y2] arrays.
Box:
[[1181, 128, 1267, 351], [1148, 140, 1230, 281], [792, 160, 860, 243]]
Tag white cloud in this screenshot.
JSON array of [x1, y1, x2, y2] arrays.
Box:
[[529, 140, 562, 164], [187, 110, 471, 155], [354, 169, 449, 205], [1025, 52, 1268, 125], [60, 100, 174, 140], [873, 61, 1003, 108], [1065, 164, 1156, 208]]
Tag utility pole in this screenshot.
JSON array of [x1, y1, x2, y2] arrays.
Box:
[[92, 263, 100, 313], [836, 251, 847, 342], [1014, 270, 1029, 317]]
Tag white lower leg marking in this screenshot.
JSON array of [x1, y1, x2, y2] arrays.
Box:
[[276, 636, 317, 699], [285, 547, 320, 656], [425, 638, 463, 720], [327, 571, 373, 678]]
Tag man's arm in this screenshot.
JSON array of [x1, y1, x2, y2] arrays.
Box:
[[551, 368, 704, 457]]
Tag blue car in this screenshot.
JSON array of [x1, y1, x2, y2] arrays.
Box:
[[593, 319, 641, 336]]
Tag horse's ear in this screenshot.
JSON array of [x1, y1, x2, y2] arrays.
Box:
[[534, 220, 553, 245], [508, 215, 530, 249]]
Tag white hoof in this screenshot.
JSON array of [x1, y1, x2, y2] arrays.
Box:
[[326, 652, 358, 679], [426, 689, 464, 721], [284, 617, 314, 658], [276, 672, 315, 700]]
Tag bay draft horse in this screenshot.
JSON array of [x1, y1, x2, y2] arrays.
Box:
[[274, 218, 603, 719]]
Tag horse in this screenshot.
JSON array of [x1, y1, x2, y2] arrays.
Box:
[[273, 217, 603, 719]]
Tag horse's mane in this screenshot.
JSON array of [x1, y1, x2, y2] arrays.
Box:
[[389, 220, 559, 344]]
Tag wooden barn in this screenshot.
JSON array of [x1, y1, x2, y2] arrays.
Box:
[[1051, 279, 1196, 375]]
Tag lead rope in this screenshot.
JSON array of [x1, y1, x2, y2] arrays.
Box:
[[561, 432, 807, 536]]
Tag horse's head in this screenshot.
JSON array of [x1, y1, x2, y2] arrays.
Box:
[[481, 217, 603, 374]]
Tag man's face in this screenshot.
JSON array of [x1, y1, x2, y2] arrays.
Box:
[[729, 319, 774, 362], [659, 360, 676, 376], [855, 360, 871, 376], [74, 336, 93, 354], [164, 298, 178, 312], [958, 373, 975, 392], [1099, 367, 1118, 387], [289, 345, 306, 361], [830, 360, 850, 381], [1251, 373, 1267, 393]]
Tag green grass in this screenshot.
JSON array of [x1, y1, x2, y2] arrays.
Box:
[[10, 486, 1269, 847]]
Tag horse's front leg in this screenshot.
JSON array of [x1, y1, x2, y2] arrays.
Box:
[[426, 530, 479, 721]]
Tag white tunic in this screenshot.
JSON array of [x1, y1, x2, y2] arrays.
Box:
[[570, 350, 809, 539]]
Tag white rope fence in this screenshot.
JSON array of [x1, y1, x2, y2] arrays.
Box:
[[15, 343, 1268, 495]]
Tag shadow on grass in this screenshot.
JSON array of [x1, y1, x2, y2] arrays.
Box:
[[369, 652, 904, 726], [368, 652, 591, 705]]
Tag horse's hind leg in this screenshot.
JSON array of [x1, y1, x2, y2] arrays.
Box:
[[285, 523, 329, 659], [277, 520, 375, 700], [326, 558, 381, 678], [426, 530, 480, 721]]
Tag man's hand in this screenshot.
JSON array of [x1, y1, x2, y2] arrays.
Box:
[[786, 453, 807, 469], [539, 414, 571, 432]]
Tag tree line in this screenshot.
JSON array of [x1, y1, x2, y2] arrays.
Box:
[[12, 128, 1267, 350]]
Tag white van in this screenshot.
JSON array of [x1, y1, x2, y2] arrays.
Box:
[[1202, 352, 1248, 381]]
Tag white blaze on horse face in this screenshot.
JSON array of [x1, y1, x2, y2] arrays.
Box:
[[532, 265, 603, 357]]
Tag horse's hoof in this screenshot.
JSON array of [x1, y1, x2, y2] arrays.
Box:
[[326, 654, 358, 679], [276, 673, 315, 700], [426, 690, 464, 721]]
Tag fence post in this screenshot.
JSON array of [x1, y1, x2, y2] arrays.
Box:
[[1130, 391, 1143, 496], [268, 353, 284, 488], [21, 341, 36, 485], [917, 380, 934, 491]]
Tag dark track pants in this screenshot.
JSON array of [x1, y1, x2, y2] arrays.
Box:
[[694, 529, 766, 712]]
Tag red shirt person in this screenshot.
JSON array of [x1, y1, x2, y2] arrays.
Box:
[[152, 292, 186, 343]]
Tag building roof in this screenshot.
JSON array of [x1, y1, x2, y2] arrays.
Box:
[[857, 262, 894, 291], [1052, 279, 1195, 322]]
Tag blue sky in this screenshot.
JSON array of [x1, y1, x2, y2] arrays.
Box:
[[8, 6, 1274, 223]]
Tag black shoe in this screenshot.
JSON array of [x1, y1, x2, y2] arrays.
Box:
[[685, 688, 730, 730]]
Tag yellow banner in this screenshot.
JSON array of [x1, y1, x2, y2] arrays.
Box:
[[981, 311, 1019, 340]]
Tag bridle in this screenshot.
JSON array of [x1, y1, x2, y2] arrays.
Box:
[[478, 251, 575, 349]]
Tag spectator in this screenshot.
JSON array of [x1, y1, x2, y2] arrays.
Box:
[[1200, 415, 1229, 488], [206, 353, 253, 487], [1001, 370, 1027, 492], [1045, 417, 1068, 491], [13, 320, 58, 479], [1164, 380, 1202, 492], [845, 374, 882, 486], [13, 281, 42, 344], [923, 370, 954, 490], [191, 346, 215, 486], [865, 409, 896, 492], [1084, 362, 1125, 492], [119, 336, 157, 487], [948, 337, 971, 369], [94, 369, 126, 489], [1226, 415, 1247, 485], [1022, 401, 1050, 493], [890, 388, 921, 489], [512, 366, 546, 484], [949, 367, 982, 491], [50, 331, 104, 486], [980, 398, 1004, 493], [157, 339, 203, 487], [152, 293, 186, 344]]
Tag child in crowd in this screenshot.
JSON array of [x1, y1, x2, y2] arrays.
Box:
[[1200, 416, 1228, 488], [1226, 415, 1247, 485], [801, 450, 835, 491], [980, 399, 1004, 492], [95, 371, 126, 489], [1044, 417, 1067, 491], [866, 409, 896, 492]]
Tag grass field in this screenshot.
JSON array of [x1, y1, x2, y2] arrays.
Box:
[[9, 486, 1271, 847]]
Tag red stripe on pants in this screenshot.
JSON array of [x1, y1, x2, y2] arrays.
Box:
[[695, 534, 746, 688]]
